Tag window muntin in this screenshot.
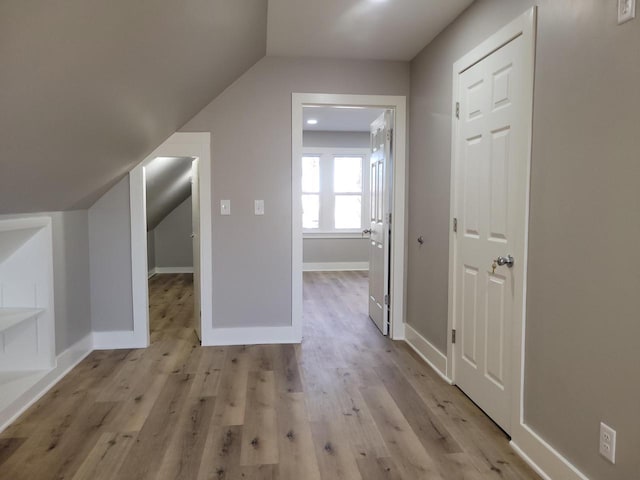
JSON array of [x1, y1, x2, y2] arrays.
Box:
[[302, 149, 369, 234]]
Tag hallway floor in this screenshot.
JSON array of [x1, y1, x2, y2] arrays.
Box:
[[0, 272, 540, 479]]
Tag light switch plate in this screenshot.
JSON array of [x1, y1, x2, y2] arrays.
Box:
[[618, 0, 636, 24], [220, 200, 230, 215], [254, 200, 264, 215]]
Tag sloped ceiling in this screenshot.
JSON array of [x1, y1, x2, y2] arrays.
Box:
[[267, 0, 474, 60], [145, 157, 193, 231], [0, 0, 267, 214]]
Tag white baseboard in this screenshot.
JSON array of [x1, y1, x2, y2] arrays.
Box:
[[403, 321, 590, 480], [148, 268, 156, 278], [202, 326, 300, 346], [153, 266, 194, 274], [93, 330, 146, 350], [511, 423, 590, 480], [303, 262, 369, 272], [404, 324, 451, 384], [0, 332, 93, 433]]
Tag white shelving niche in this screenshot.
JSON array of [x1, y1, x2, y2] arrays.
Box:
[[0, 217, 56, 419]]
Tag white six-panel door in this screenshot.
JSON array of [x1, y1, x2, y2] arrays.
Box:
[[368, 111, 392, 335], [452, 34, 528, 433]]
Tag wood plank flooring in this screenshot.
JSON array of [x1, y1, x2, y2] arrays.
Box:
[[0, 272, 540, 479]]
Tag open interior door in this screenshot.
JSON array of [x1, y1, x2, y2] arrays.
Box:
[[191, 158, 202, 342], [367, 111, 393, 335]]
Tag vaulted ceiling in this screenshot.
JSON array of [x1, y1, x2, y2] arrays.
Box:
[[0, 0, 471, 215]]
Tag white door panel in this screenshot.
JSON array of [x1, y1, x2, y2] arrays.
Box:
[[191, 159, 202, 342], [453, 36, 526, 433], [368, 111, 393, 335]]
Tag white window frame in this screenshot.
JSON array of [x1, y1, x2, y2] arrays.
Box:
[[302, 147, 370, 238]]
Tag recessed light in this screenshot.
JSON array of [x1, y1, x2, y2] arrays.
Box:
[[307, 119, 318, 125]]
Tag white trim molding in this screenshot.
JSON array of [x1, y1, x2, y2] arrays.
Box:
[[445, 8, 588, 480], [303, 262, 369, 272], [292, 93, 407, 343], [152, 267, 194, 275], [208, 326, 299, 346], [92, 330, 145, 350], [130, 132, 214, 347], [404, 324, 451, 384], [0, 333, 93, 433]]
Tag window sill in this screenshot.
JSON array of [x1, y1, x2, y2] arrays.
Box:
[[303, 232, 367, 240]]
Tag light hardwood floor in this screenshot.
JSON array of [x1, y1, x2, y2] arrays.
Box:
[[0, 272, 540, 479]]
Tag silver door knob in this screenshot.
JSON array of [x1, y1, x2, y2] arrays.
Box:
[[494, 255, 515, 268]]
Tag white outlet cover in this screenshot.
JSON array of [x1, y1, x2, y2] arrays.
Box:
[[618, 0, 636, 24], [599, 422, 616, 464]]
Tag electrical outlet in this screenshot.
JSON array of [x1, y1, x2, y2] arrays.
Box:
[[599, 422, 616, 464], [618, 0, 636, 24]]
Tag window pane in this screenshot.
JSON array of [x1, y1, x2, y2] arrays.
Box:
[[302, 156, 320, 193], [334, 157, 362, 193], [335, 195, 362, 229], [302, 194, 319, 229]]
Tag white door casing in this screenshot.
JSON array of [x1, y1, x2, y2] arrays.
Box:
[[130, 132, 213, 348], [451, 34, 528, 433], [368, 111, 393, 335], [292, 93, 407, 342], [191, 158, 202, 341]]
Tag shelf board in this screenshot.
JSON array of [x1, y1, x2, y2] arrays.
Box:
[[0, 308, 45, 334]]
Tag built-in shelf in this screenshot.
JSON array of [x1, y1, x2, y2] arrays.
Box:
[[0, 308, 45, 334]]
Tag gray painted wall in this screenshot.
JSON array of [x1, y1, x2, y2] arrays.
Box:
[[302, 131, 370, 149], [147, 231, 156, 273], [153, 196, 193, 268], [181, 56, 410, 328], [303, 238, 368, 264], [88, 176, 133, 332], [0, 210, 92, 355], [303, 130, 370, 264], [408, 1, 640, 478]]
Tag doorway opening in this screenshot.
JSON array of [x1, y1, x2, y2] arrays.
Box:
[[144, 156, 201, 342], [301, 105, 391, 340], [292, 94, 407, 342], [129, 132, 212, 348]]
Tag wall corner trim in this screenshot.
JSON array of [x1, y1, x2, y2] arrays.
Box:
[[153, 267, 194, 274], [404, 324, 451, 384], [0, 332, 93, 433], [510, 424, 591, 480]]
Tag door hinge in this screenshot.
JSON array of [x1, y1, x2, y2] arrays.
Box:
[[388, 213, 392, 225], [451, 329, 457, 344], [455, 102, 460, 119], [384, 294, 389, 306], [453, 218, 458, 233], [386, 130, 391, 142]]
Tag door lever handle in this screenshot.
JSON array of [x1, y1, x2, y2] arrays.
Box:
[[362, 229, 372, 237]]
